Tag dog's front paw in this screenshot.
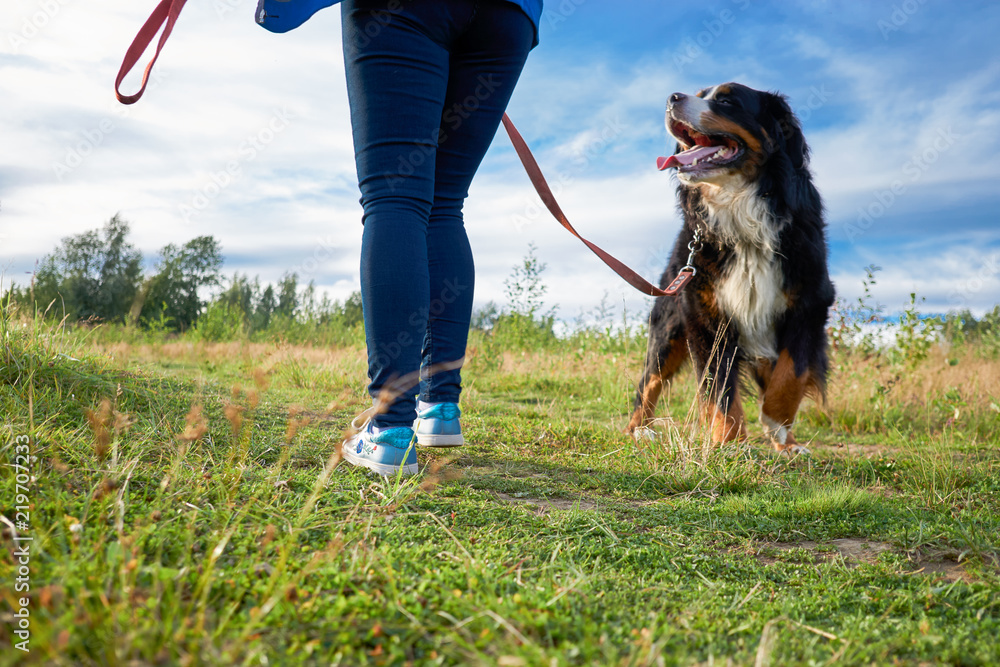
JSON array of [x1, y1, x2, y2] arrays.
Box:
[[772, 440, 811, 456], [631, 425, 659, 441], [771, 433, 811, 457]]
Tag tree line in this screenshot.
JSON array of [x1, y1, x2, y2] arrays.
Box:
[[3, 214, 362, 335]]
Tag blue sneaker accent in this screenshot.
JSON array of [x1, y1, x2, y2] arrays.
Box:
[[341, 422, 418, 476], [255, 0, 339, 34], [414, 402, 464, 448]]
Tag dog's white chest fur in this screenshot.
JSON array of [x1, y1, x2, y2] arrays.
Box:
[[701, 185, 785, 361]]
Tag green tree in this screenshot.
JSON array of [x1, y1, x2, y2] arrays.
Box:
[[138, 236, 223, 330], [470, 301, 500, 331], [31, 214, 142, 323], [255, 284, 276, 331], [209, 273, 285, 335], [343, 291, 363, 328], [493, 243, 557, 347], [276, 273, 299, 318], [504, 242, 552, 319]]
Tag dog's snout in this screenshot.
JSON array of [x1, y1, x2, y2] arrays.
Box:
[[668, 92, 687, 108]]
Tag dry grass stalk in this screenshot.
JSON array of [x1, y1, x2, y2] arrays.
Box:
[[259, 524, 277, 550], [828, 345, 1000, 415], [86, 398, 113, 462], [420, 455, 464, 493], [179, 403, 208, 443], [224, 403, 245, 440], [252, 366, 270, 391], [284, 406, 312, 443], [92, 477, 120, 501], [112, 409, 135, 435]]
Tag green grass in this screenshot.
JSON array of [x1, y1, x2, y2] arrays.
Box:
[[2, 314, 999, 666]]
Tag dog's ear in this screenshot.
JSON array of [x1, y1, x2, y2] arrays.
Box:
[[765, 93, 808, 170]]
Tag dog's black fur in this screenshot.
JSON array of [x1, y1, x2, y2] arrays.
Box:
[[628, 83, 834, 451]]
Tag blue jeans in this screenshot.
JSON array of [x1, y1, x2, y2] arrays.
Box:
[[342, 0, 534, 427]]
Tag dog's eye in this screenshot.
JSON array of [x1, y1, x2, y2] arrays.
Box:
[[716, 97, 732, 106]]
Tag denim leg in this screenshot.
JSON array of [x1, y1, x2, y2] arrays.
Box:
[[342, 0, 532, 425], [420, 3, 534, 404], [342, 1, 453, 426]]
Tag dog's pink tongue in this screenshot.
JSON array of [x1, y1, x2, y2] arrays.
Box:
[[657, 145, 721, 170]]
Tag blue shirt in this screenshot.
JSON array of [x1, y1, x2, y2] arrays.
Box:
[[258, 0, 542, 45]]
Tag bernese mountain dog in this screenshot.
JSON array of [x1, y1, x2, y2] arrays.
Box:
[[627, 83, 834, 453]]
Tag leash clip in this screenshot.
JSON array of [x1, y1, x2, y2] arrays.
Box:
[[683, 227, 703, 274], [664, 228, 703, 296]]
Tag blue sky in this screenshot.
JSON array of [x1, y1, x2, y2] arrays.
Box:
[[2, 0, 998, 323]]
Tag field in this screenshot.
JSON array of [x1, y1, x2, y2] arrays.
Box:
[[1, 307, 999, 665]]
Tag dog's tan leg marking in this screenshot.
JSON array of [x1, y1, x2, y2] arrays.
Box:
[[701, 390, 747, 443], [628, 373, 662, 433], [627, 342, 688, 433], [760, 349, 810, 453]]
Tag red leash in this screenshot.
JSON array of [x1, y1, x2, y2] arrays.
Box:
[[115, 0, 187, 104], [114, 1, 681, 297], [500, 115, 680, 298]]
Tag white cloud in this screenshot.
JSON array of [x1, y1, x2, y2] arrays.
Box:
[[832, 244, 1000, 316], [1, 0, 998, 327]]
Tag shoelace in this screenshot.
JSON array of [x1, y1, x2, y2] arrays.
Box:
[[349, 407, 376, 435]]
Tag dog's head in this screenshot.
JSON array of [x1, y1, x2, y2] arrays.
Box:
[[660, 82, 808, 189]]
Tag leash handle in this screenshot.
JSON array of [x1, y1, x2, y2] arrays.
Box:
[[115, 0, 188, 104], [501, 114, 672, 298]]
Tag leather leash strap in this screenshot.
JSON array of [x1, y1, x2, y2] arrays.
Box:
[[113, 3, 674, 297], [115, 0, 188, 104], [501, 114, 672, 298]]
